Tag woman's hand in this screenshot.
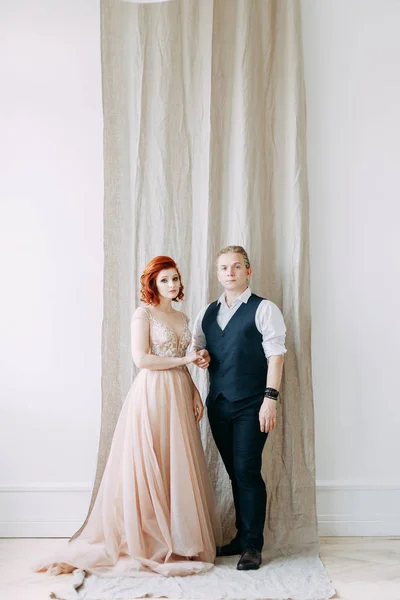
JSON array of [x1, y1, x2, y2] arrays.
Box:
[[193, 390, 204, 424], [194, 349, 210, 369], [184, 350, 201, 365]]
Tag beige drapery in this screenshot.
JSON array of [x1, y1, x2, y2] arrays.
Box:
[[76, 0, 318, 557]]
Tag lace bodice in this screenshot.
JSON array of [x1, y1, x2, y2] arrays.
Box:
[[133, 307, 191, 358]]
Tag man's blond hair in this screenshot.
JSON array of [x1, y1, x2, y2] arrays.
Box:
[[216, 246, 251, 269]]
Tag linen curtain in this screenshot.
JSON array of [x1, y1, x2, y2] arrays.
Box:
[[76, 0, 317, 556]]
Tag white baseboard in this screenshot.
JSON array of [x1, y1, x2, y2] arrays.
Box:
[[0, 484, 91, 538], [0, 520, 86, 537], [1, 482, 400, 537], [316, 481, 400, 536]]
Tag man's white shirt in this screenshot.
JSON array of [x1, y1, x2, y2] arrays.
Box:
[[190, 287, 286, 359]]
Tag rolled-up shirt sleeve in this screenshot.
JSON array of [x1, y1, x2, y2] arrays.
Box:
[[189, 305, 209, 352], [256, 300, 287, 359]]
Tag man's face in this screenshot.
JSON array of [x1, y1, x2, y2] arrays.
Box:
[[216, 252, 252, 293]]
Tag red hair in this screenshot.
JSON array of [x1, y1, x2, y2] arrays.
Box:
[[140, 256, 184, 306]]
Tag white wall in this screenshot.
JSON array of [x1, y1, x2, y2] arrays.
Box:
[[0, 0, 103, 535], [302, 0, 400, 534], [1, 0, 400, 537]]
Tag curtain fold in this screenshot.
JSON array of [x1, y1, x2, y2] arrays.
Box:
[[78, 0, 317, 555], [123, 1, 172, 4]]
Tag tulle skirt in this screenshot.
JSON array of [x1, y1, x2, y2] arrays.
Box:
[[36, 367, 221, 577]]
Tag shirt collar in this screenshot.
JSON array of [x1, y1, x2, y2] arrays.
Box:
[[217, 286, 252, 307]]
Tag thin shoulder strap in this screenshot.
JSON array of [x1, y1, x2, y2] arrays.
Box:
[[136, 305, 151, 320]]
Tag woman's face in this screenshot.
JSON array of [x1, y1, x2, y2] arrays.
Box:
[[155, 268, 180, 300]]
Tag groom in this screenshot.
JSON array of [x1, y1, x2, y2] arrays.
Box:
[[192, 246, 286, 570]]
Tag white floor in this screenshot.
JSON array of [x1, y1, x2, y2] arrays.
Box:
[[0, 537, 399, 600]]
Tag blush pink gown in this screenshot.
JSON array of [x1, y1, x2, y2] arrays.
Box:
[[37, 307, 221, 577]]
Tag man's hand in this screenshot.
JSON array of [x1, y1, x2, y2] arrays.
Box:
[[259, 397, 277, 433], [194, 349, 210, 369]]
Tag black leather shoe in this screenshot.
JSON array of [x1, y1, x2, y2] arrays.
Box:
[[236, 548, 262, 570], [216, 538, 244, 557]]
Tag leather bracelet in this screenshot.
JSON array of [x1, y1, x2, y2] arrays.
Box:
[[264, 387, 279, 399]]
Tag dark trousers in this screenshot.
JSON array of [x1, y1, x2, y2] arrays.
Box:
[[207, 393, 268, 551]]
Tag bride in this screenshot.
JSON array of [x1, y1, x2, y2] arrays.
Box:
[[37, 256, 221, 577]]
